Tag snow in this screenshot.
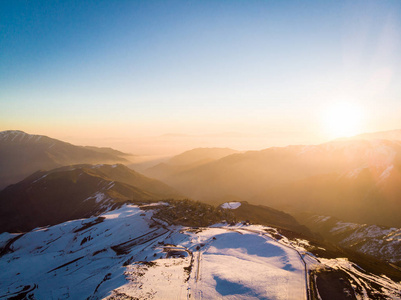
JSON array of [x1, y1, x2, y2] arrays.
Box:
[[221, 202, 242, 209], [0, 205, 154, 299], [0, 130, 48, 144], [313, 215, 401, 263], [380, 165, 394, 180], [0, 232, 16, 248], [190, 229, 306, 300], [84, 192, 107, 203], [0, 130, 21, 141], [102, 206, 140, 220], [11, 131, 23, 141], [296, 145, 321, 156], [366, 144, 396, 166], [106, 181, 115, 190], [319, 258, 401, 299], [330, 221, 361, 234], [32, 174, 48, 184], [0, 205, 308, 300], [314, 216, 331, 223], [1, 204, 400, 299], [140, 202, 169, 207], [346, 167, 366, 179]]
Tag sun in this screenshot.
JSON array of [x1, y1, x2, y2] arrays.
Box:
[[322, 102, 364, 139]]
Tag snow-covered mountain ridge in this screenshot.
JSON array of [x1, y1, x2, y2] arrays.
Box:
[[299, 214, 401, 264], [0, 130, 45, 143], [1, 204, 400, 299], [0, 164, 181, 233]]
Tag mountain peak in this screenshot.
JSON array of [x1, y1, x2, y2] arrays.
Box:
[[0, 130, 54, 145], [0, 131, 131, 189]]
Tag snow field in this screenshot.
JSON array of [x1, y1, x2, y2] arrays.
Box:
[[190, 229, 306, 300]]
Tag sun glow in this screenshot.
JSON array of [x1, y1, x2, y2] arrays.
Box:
[[323, 102, 364, 139]]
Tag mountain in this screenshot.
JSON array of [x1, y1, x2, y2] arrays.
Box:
[[84, 146, 132, 157], [168, 147, 240, 166], [0, 130, 131, 190], [352, 129, 401, 141], [144, 147, 239, 181], [143, 135, 401, 227], [1, 202, 400, 299], [218, 201, 312, 236], [0, 164, 181, 233], [253, 161, 401, 227], [296, 213, 401, 264]]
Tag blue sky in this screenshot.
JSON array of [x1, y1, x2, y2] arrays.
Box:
[[1, 0, 400, 154]]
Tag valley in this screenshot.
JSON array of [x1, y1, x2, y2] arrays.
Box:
[[1, 129, 401, 299]]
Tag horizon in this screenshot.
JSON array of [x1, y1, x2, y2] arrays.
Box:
[[1, 1, 401, 155], [2, 2, 401, 296], [2, 127, 401, 158]]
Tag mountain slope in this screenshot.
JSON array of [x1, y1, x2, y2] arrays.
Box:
[[0, 130, 131, 189], [1, 203, 400, 299], [144, 147, 239, 181], [168, 147, 240, 166], [254, 161, 401, 227], [296, 213, 401, 264], [353, 129, 401, 141], [144, 136, 401, 227], [0, 164, 181, 233], [219, 201, 312, 236]]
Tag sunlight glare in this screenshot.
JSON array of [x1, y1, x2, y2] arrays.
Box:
[[323, 102, 363, 139]]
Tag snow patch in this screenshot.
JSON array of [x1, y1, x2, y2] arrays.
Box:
[[314, 215, 331, 223], [221, 202, 242, 209], [380, 165, 394, 180], [346, 167, 365, 179], [330, 221, 361, 234], [85, 192, 107, 203], [32, 174, 48, 184]]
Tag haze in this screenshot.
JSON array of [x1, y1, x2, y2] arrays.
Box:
[[2, 2, 401, 297], [1, 0, 401, 155]]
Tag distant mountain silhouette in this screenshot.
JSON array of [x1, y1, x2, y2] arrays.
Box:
[[0, 130, 131, 189], [351, 129, 401, 141], [144, 147, 239, 181], [0, 164, 182, 233], [144, 132, 401, 227]]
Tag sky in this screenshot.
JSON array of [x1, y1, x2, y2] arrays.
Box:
[[1, 0, 401, 155]]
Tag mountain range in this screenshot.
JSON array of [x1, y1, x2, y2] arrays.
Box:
[[0, 130, 131, 190], [0, 163, 181, 233], [144, 147, 239, 181], [1, 129, 401, 299], [144, 132, 401, 227], [296, 212, 401, 264]]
